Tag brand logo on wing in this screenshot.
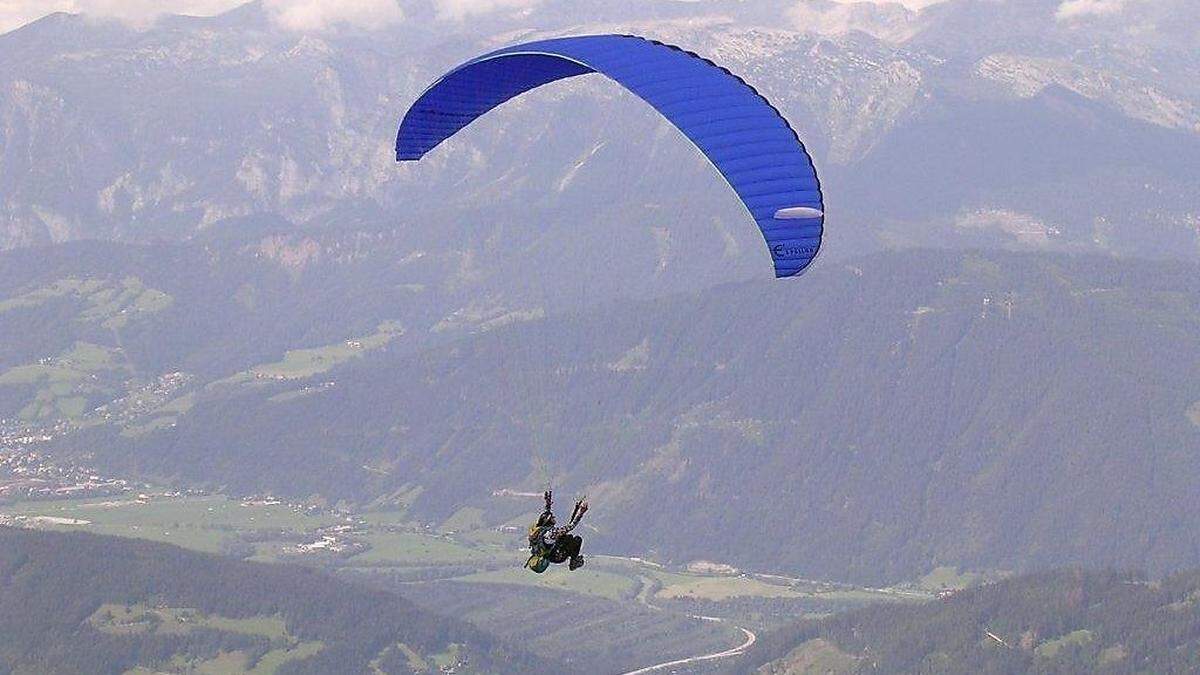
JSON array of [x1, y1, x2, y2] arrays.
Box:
[[771, 243, 817, 260]]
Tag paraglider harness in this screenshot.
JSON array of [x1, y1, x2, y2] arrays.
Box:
[[525, 491, 587, 573]]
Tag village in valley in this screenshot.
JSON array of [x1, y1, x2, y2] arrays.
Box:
[[0, 450, 130, 502]]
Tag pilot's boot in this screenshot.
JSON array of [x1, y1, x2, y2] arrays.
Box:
[[569, 555, 585, 571]]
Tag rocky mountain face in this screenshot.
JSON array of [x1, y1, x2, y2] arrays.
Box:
[[0, 0, 1196, 310]]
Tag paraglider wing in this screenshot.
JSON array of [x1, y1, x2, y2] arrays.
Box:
[[396, 34, 823, 278]]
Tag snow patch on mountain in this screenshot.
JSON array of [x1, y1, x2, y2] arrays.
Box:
[[976, 53, 1200, 133]]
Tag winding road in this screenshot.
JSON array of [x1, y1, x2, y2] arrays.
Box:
[[620, 625, 757, 675], [619, 574, 758, 675]]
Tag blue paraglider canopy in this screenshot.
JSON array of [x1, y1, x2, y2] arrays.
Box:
[[396, 34, 823, 278]]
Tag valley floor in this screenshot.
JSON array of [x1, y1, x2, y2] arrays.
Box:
[[0, 489, 927, 673]]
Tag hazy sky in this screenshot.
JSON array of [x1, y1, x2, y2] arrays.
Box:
[[0, 0, 1169, 35], [1055, 0, 1126, 19], [0, 0, 958, 33], [0, 0, 418, 31]]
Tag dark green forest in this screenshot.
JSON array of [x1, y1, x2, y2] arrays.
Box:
[[0, 527, 555, 674], [732, 568, 1200, 674]]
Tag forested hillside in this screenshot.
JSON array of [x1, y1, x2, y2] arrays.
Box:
[[0, 527, 555, 674], [733, 568, 1200, 674], [18, 246, 1193, 584]]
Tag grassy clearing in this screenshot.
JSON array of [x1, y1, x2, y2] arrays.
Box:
[[439, 506, 485, 533], [175, 644, 325, 675], [761, 638, 859, 674], [193, 651, 249, 674], [0, 342, 119, 386], [0, 341, 125, 420], [81, 277, 174, 329], [267, 388, 322, 403], [459, 528, 512, 547], [120, 416, 176, 437], [91, 604, 287, 640], [1036, 629, 1094, 659], [0, 278, 103, 313], [350, 532, 490, 565], [454, 566, 638, 601], [641, 568, 903, 604], [430, 644, 463, 670], [0, 277, 171, 329], [652, 573, 812, 601], [91, 604, 159, 635], [204, 615, 289, 639], [249, 322, 403, 380], [0, 364, 77, 386], [95, 604, 322, 674], [357, 509, 414, 528], [361, 484, 425, 515], [250, 642, 323, 674], [2, 494, 511, 571], [0, 495, 332, 554], [155, 393, 196, 416], [370, 643, 429, 674], [918, 565, 985, 591]]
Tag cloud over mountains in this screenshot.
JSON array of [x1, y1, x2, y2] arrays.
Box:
[[0, 0, 537, 33]]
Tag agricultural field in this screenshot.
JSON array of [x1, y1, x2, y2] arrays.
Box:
[[351, 531, 493, 566], [453, 565, 641, 601], [0, 494, 333, 553]]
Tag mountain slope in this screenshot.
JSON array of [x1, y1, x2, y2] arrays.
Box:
[[39, 247, 1200, 584], [732, 568, 1200, 674], [0, 526, 557, 674]]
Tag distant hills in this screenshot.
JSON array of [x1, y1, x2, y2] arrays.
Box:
[[732, 568, 1200, 674], [0, 526, 555, 674]]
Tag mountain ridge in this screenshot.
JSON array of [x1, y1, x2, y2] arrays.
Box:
[[2, 0, 1196, 288]]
